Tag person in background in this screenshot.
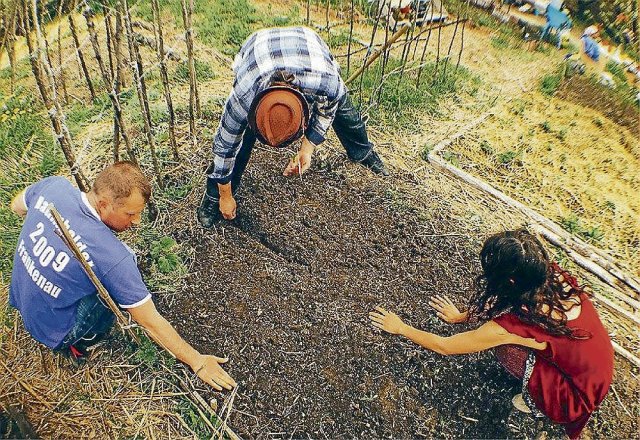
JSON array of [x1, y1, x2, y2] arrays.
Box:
[[10, 162, 237, 392], [581, 25, 600, 61], [370, 229, 613, 439]]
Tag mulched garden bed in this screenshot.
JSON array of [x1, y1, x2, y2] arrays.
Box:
[[156, 146, 638, 438]]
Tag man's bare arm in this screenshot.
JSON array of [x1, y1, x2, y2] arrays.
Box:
[[11, 189, 27, 217], [129, 300, 237, 391]]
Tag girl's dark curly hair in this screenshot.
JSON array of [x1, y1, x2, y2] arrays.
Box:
[[470, 229, 589, 339]]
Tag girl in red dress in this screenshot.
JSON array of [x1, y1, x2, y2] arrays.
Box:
[[369, 229, 614, 439]]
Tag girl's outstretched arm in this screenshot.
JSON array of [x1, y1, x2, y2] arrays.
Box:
[[369, 306, 546, 356]]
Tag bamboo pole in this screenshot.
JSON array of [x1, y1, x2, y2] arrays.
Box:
[[151, 0, 179, 160], [346, 25, 409, 85], [68, 10, 97, 101], [49, 206, 141, 344]]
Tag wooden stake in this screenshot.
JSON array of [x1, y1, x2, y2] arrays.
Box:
[[181, 0, 199, 147], [25, 0, 90, 192], [83, 3, 111, 86], [68, 10, 97, 101], [122, 0, 163, 186], [151, 0, 179, 160]]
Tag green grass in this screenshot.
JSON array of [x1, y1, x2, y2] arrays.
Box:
[[193, 0, 262, 55], [65, 100, 110, 136], [0, 92, 64, 277], [355, 57, 481, 130], [540, 71, 563, 97], [175, 60, 217, 83], [559, 213, 605, 244]]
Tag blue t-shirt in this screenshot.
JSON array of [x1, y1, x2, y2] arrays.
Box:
[[9, 176, 151, 348]]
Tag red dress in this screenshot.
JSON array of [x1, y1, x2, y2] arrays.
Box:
[[493, 294, 614, 439]]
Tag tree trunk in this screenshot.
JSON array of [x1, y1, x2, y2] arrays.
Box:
[[151, 0, 179, 160], [68, 12, 97, 101]]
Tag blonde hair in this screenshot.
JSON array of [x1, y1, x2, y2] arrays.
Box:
[[92, 161, 152, 203]]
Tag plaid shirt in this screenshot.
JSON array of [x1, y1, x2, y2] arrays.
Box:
[[210, 26, 347, 183]]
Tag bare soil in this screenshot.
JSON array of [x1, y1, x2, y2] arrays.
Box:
[[556, 75, 640, 135], [155, 144, 639, 439]]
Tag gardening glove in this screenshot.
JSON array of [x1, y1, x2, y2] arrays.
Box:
[[429, 295, 468, 324], [193, 354, 237, 391], [219, 194, 237, 220]]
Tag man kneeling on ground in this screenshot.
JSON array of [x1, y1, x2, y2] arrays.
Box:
[[9, 161, 236, 391]]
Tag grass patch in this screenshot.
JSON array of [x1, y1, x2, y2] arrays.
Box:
[[65, 101, 110, 136], [559, 214, 604, 244], [175, 59, 217, 83], [355, 57, 481, 130], [0, 93, 62, 276], [194, 0, 262, 55], [540, 71, 563, 97]]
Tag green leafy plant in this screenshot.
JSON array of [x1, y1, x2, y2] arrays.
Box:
[[582, 226, 604, 243], [479, 140, 494, 155], [560, 214, 581, 234], [420, 144, 433, 161], [497, 150, 517, 165], [540, 72, 562, 97], [150, 237, 182, 274]]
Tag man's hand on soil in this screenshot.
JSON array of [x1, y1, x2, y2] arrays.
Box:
[[193, 354, 237, 391], [429, 295, 468, 324], [369, 306, 406, 335], [219, 195, 237, 220], [283, 137, 315, 177]]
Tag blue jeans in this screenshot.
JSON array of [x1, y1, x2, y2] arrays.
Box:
[[56, 294, 115, 351], [205, 93, 374, 200]]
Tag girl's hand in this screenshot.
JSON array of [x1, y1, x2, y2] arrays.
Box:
[[429, 295, 468, 324], [369, 306, 406, 335]]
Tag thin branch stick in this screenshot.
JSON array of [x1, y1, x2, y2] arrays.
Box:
[[346, 25, 409, 85], [68, 10, 97, 101], [346, 0, 354, 76], [123, 0, 163, 185], [151, 0, 179, 160], [83, 2, 111, 86]]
